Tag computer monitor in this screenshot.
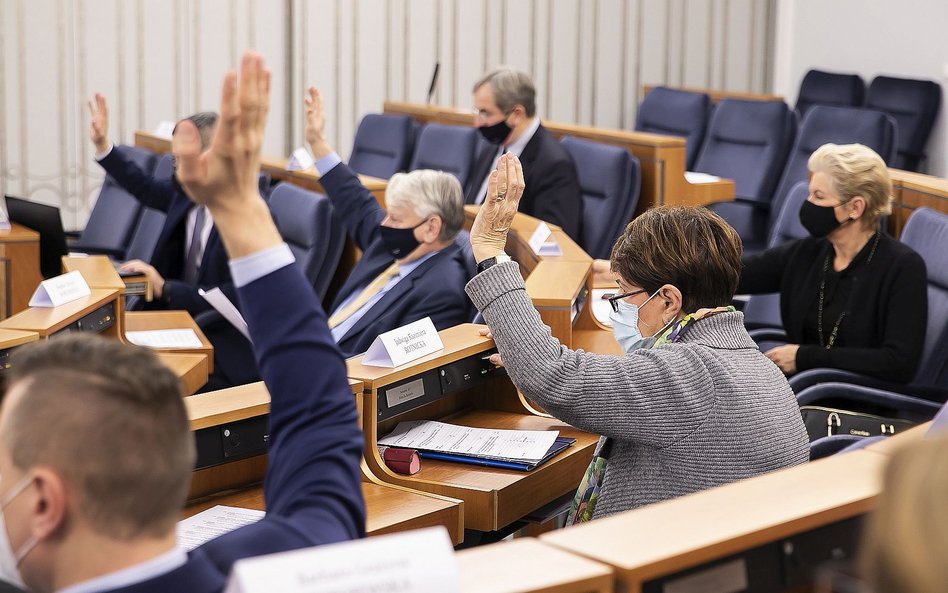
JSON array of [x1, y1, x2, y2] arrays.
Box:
[[5, 196, 68, 279]]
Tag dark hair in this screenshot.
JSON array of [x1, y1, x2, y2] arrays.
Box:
[[173, 111, 219, 149], [610, 207, 743, 313], [2, 334, 195, 539]]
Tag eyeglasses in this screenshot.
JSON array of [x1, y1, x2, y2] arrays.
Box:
[[602, 289, 647, 313]]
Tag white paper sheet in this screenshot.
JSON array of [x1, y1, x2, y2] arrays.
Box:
[[378, 420, 559, 462], [125, 329, 203, 349], [591, 288, 614, 327], [177, 505, 265, 551], [684, 171, 722, 184], [200, 287, 251, 340]]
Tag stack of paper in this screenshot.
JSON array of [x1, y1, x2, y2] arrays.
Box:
[[177, 505, 265, 551]]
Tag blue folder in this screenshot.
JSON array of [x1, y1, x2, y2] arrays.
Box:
[[416, 437, 576, 471]]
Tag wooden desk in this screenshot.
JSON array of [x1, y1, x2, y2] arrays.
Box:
[[643, 84, 784, 104], [541, 451, 887, 593], [183, 378, 465, 543], [384, 101, 736, 216], [0, 288, 121, 339], [62, 254, 152, 301], [124, 311, 214, 373], [456, 538, 614, 593], [888, 168, 948, 237], [0, 328, 40, 371], [349, 323, 599, 533], [156, 352, 209, 397], [0, 223, 43, 319]]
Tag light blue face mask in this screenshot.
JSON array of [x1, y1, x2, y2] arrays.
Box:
[[608, 289, 661, 353]]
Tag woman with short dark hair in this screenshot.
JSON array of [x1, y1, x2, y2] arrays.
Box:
[[466, 154, 809, 521]]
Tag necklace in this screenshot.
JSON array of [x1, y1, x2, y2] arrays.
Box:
[[817, 231, 881, 349]]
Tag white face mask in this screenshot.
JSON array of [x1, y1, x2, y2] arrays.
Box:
[[0, 475, 38, 589], [608, 289, 661, 353]]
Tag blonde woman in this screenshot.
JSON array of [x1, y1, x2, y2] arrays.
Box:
[[738, 143, 927, 382]]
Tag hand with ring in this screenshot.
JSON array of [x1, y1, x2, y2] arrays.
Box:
[[470, 153, 525, 263]]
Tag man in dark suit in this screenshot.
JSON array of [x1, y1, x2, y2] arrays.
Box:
[[465, 68, 583, 243], [88, 93, 235, 316], [0, 52, 363, 593], [305, 86, 472, 356]]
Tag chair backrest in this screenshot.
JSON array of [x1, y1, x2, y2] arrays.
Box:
[[795, 69, 865, 116], [635, 87, 710, 169], [153, 153, 175, 180], [742, 181, 812, 332], [560, 136, 640, 260], [258, 172, 272, 200], [5, 196, 68, 279], [347, 113, 415, 179], [899, 208, 948, 387], [693, 99, 795, 202], [928, 402, 948, 436], [81, 145, 155, 255], [865, 75, 942, 171], [768, 105, 897, 233], [408, 124, 479, 188], [268, 183, 345, 299], [123, 207, 166, 263]]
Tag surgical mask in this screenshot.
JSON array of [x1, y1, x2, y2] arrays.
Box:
[[609, 289, 661, 352], [0, 475, 38, 589], [378, 218, 429, 259], [477, 117, 512, 145], [799, 200, 851, 238]]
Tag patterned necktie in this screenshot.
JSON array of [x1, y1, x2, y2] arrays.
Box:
[[183, 206, 207, 285], [328, 262, 400, 329]]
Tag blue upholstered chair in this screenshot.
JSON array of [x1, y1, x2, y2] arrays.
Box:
[[727, 105, 897, 256], [347, 113, 415, 179], [694, 99, 795, 202], [635, 87, 710, 169], [153, 152, 175, 180], [790, 208, 948, 405], [560, 136, 641, 260], [795, 69, 865, 116], [865, 75, 942, 171], [71, 145, 155, 258], [742, 181, 811, 333], [408, 124, 479, 188], [268, 183, 345, 299], [123, 207, 166, 264]]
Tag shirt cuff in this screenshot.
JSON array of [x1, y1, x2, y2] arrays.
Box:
[[229, 243, 296, 287], [315, 152, 342, 176], [94, 144, 114, 161]]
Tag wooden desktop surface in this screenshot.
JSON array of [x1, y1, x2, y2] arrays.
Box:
[[0, 223, 43, 319], [0, 328, 40, 350], [456, 538, 614, 593], [642, 84, 784, 104], [0, 288, 119, 337], [156, 352, 209, 396], [888, 168, 948, 237], [62, 254, 152, 300], [540, 451, 886, 592]]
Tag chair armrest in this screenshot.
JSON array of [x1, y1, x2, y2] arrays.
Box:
[[796, 381, 942, 421], [747, 328, 788, 343], [790, 368, 948, 402], [809, 434, 866, 460]]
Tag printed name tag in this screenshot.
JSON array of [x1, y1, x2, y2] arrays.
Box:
[[153, 121, 176, 139], [527, 221, 562, 256], [224, 527, 459, 593], [28, 270, 91, 307], [286, 147, 315, 171], [361, 317, 445, 368]]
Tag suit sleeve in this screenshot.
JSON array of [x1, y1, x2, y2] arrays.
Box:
[[795, 251, 928, 383], [96, 148, 178, 212], [200, 263, 365, 567], [318, 163, 386, 251]]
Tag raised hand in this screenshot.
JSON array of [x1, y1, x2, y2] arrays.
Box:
[[304, 86, 332, 159], [88, 93, 110, 153], [469, 153, 525, 263], [173, 51, 281, 259]]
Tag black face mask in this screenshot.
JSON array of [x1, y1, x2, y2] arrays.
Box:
[[477, 117, 512, 145], [379, 219, 429, 259], [799, 200, 849, 238]]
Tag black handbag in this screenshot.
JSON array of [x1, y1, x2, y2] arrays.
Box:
[[799, 405, 917, 442]]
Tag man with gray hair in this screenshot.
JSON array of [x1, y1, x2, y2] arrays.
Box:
[[466, 68, 582, 242], [305, 86, 471, 356]]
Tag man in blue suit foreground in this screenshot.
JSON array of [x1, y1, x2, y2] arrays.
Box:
[[0, 52, 364, 593], [304, 86, 472, 356]]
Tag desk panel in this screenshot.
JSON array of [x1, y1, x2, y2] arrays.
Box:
[[0, 223, 42, 319]]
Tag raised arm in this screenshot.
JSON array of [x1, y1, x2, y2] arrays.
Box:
[[305, 86, 386, 250], [174, 52, 364, 566]]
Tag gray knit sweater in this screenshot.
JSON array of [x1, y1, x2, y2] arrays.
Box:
[[466, 261, 809, 519]]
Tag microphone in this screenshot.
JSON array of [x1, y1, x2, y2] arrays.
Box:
[[426, 62, 440, 104]]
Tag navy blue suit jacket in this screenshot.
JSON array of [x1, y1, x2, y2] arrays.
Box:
[[321, 163, 471, 356], [97, 149, 236, 315], [106, 263, 366, 593]]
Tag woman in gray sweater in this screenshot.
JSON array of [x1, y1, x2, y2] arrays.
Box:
[[467, 154, 809, 522]]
